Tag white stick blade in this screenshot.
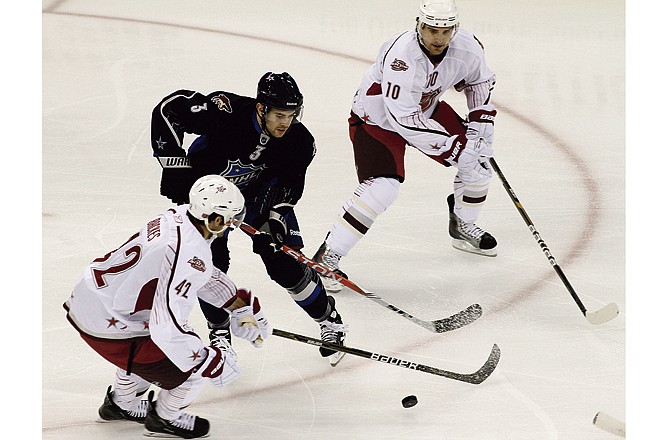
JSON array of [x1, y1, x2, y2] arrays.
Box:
[[586, 302, 619, 325], [593, 411, 625, 437]]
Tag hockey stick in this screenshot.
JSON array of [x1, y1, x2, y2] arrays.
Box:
[[239, 223, 482, 333], [272, 328, 500, 384], [593, 412, 625, 437], [488, 157, 619, 325]]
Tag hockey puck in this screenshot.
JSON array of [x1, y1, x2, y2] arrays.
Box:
[[401, 395, 418, 408]]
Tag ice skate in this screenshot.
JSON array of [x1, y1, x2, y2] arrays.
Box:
[[98, 385, 154, 423], [312, 238, 348, 293], [447, 194, 497, 257], [207, 319, 232, 349], [144, 407, 210, 439], [318, 296, 348, 366]]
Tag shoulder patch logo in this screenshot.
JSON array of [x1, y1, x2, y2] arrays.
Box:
[[188, 256, 206, 272], [211, 94, 233, 113], [390, 58, 409, 72]]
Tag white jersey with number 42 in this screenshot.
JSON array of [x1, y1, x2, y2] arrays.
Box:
[[64, 205, 238, 373]]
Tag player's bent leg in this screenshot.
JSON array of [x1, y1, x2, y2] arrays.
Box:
[[314, 176, 400, 292], [252, 235, 348, 365]]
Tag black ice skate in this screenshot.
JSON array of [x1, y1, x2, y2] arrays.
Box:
[[318, 296, 348, 367], [98, 385, 154, 423], [144, 407, 210, 439], [207, 318, 232, 349], [312, 237, 348, 293], [447, 194, 497, 257]]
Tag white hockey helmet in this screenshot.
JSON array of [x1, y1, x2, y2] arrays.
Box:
[[417, 0, 460, 29], [188, 175, 246, 227]]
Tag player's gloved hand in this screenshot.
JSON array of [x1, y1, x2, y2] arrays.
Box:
[[466, 104, 497, 146], [442, 134, 493, 178], [252, 231, 282, 260], [260, 209, 288, 245], [229, 289, 270, 348], [160, 168, 192, 204], [200, 343, 240, 387]]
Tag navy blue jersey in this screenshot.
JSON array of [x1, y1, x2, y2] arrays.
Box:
[[151, 90, 316, 214]]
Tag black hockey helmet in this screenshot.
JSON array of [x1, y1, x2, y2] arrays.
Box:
[[256, 72, 304, 123]]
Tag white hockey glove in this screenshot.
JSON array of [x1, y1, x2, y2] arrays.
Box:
[[229, 289, 270, 348], [465, 104, 497, 147], [442, 134, 493, 178], [200, 344, 240, 388]]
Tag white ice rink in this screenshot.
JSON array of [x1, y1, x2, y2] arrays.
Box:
[[39, 0, 653, 438]]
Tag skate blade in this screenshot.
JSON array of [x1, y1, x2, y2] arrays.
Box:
[[329, 351, 346, 367], [451, 239, 497, 257], [321, 278, 343, 293], [144, 431, 210, 438]]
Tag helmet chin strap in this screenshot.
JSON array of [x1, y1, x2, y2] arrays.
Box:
[[205, 222, 227, 237]]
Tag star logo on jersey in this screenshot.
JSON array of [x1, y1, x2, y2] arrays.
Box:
[[188, 256, 206, 273], [106, 316, 126, 329], [390, 58, 409, 72], [219, 159, 265, 190], [211, 93, 233, 113], [143, 321, 150, 330], [190, 350, 202, 361], [155, 137, 167, 150]]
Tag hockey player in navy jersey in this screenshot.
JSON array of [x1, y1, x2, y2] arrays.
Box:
[[150, 72, 347, 365]]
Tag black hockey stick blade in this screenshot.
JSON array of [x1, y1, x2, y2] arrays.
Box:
[[272, 328, 501, 385]]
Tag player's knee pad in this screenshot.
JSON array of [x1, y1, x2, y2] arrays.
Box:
[[356, 177, 401, 215]]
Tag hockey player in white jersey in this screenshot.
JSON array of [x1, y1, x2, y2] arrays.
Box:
[[313, 0, 499, 291], [64, 175, 270, 439]]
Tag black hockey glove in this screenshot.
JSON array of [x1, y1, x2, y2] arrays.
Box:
[[252, 231, 282, 260], [260, 209, 288, 246], [160, 168, 192, 204]]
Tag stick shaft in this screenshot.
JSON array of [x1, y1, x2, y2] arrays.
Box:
[[239, 223, 480, 332], [272, 328, 499, 384], [489, 157, 588, 315]]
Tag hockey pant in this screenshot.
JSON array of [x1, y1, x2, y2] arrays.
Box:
[[77, 332, 208, 420], [328, 105, 492, 255]]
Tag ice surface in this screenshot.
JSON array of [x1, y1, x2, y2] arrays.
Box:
[[41, 1, 635, 439]]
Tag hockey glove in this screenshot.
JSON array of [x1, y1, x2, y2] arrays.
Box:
[[442, 134, 493, 178], [252, 231, 282, 260], [466, 104, 497, 146], [260, 209, 288, 245], [160, 168, 192, 204], [229, 289, 269, 348], [200, 344, 240, 387]]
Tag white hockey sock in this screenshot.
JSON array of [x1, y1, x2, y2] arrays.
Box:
[[453, 177, 490, 224], [112, 369, 151, 411], [155, 373, 206, 421], [326, 177, 400, 256]]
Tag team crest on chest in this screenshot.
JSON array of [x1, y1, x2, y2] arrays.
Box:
[[420, 87, 442, 112], [390, 58, 409, 71], [220, 159, 265, 189], [188, 256, 206, 272]]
